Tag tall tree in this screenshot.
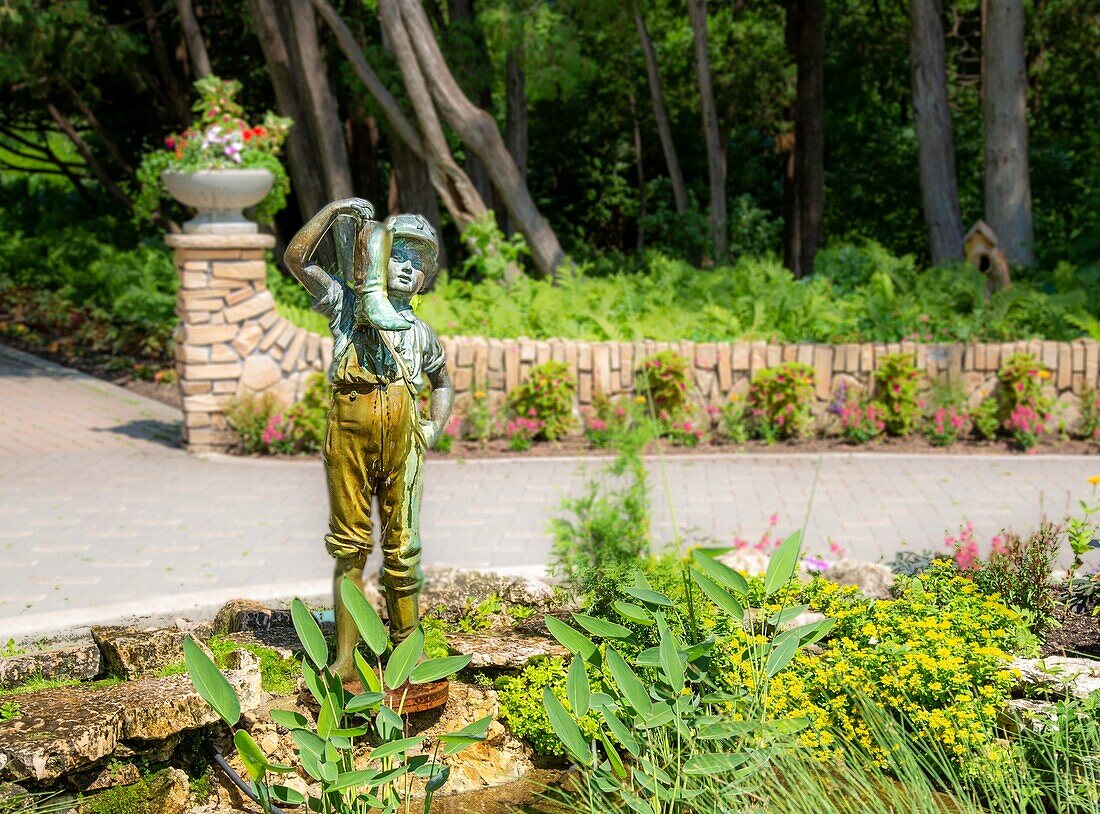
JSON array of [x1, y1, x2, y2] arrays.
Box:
[[176, 0, 212, 79], [686, 0, 727, 261], [785, 0, 825, 277], [982, 0, 1035, 265], [634, 0, 687, 215], [397, 0, 567, 278], [908, 0, 965, 264]]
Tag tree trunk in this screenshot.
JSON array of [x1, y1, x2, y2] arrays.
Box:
[[390, 135, 447, 274], [377, 0, 489, 233], [279, 0, 353, 202], [780, 132, 800, 273], [909, 0, 965, 264], [248, 0, 326, 217], [982, 0, 1035, 266], [176, 0, 212, 79], [138, 0, 190, 124], [45, 102, 132, 210], [398, 0, 567, 278], [686, 0, 727, 262], [503, 47, 528, 234], [793, 0, 824, 276], [629, 91, 646, 253], [449, 0, 496, 210], [634, 0, 686, 215]]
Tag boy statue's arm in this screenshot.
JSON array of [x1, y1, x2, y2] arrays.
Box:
[[283, 197, 374, 300], [423, 365, 455, 448]]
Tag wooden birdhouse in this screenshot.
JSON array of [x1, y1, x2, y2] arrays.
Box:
[[964, 221, 1012, 297]]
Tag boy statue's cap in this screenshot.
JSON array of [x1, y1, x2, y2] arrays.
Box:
[[386, 214, 438, 261]]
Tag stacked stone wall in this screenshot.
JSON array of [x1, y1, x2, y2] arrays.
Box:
[[168, 235, 1100, 452]]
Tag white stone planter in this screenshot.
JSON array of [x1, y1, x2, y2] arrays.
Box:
[[161, 168, 274, 234]]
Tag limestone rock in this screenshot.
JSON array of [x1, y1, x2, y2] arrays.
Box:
[[0, 643, 104, 690], [823, 559, 895, 600], [239, 355, 281, 393], [447, 632, 568, 670], [148, 767, 190, 814], [66, 762, 141, 793], [90, 626, 187, 680], [222, 627, 301, 661], [213, 599, 281, 635], [1011, 656, 1100, 700], [716, 549, 769, 578], [0, 664, 262, 782], [999, 699, 1057, 736], [0, 782, 33, 811], [415, 569, 555, 622]]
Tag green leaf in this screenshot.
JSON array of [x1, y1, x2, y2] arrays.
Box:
[[341, 577, 388, 656], [542, 687, 592, 766], [291, 599, 328, 671], [766, 635, 799, 677], [600, 708, 640, 757], [690, 569, 744, 621], [376, 705, 403, 738], [183, 637, 240, 727], [298, 748, 324, 781], [573, 614, 633, 639], [345, 691, 386, 713], [319, 760, 338, 783], [268, 708, 308, 729], [612, 601, 654, 626], [655, 613, 684, 689], [599, 730, 626, 779], [764, 531, 803, 597], [301, 659, 326, 704], [316, 692, 340, 738], [691, 550, 750, 595], [769, 604, 811, 625], [410, 655, 471, 684], [698, 720, 760, 739], [355, 649, 382, 693], [544, 616, 598, 661], [370, 736, 425, 760], [269, 786, 305, 805], [234, 730, 268, 782], [425, 765, 450, 793], [567, 656, 591, 717], [439, 715, 493, 755], [291, 728, 325, 758], [621, 585, 674, 608], [384, 627, 425, 689], [683, 753, 751, 775], [606, 647, 651, 715]]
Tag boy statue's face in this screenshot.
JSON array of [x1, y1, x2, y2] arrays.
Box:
[[387, 238, 433, 297]]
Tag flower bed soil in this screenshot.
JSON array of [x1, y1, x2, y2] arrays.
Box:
[[1041, 610, 1100, 659]]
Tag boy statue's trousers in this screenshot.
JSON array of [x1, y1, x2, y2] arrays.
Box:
[[323, 381, 425, 642]]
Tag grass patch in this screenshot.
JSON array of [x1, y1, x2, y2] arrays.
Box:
[[207, 636, 298, 696], [81, 774, 153, 814], [275, 300, 329, 335]]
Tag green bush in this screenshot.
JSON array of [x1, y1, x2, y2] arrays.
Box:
[[969, 525, 1059, 636], [749, 361, 815, 441], [506, 360, 576, 441], [634, 350, 690, 420], [874, 353, 922, 436], [495, 656, 603, 756]]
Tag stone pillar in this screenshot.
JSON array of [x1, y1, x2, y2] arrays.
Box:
[[166, 233, 332, 454]]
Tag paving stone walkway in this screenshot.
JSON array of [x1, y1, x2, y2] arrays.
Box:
[[1, 344, 1096, 640]]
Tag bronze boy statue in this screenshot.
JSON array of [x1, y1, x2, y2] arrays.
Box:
[[284, 198, 454, 680]]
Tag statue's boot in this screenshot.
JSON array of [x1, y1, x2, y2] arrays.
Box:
[[385, 590, 421, 651], [354, 221, 410, 332]]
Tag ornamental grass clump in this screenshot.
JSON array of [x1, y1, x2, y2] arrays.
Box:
[[749, 362, 815, 442], [874, 353, 922, 435], [135, 76, 292, 225], [506, 360, 576, 441]]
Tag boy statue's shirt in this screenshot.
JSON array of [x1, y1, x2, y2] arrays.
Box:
[[313, 274, 445, 394]]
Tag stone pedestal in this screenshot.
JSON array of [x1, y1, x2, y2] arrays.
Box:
[[166, 233, 332, 454]]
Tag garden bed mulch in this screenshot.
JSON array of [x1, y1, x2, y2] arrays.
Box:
[[0, 336, 181, 409], [1042, 610, 1100, 659]]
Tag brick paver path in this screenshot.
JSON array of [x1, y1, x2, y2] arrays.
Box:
[[1, 344, 1096, 640]]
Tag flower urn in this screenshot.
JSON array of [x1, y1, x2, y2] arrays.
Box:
[[161, 168, 274, 234]]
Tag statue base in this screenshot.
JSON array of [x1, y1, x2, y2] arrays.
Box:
[[343, 677, 450, 714]]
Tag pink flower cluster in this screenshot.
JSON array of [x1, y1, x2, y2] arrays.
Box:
[[504, 417, 545, 439], [944, 521, 980, 570], [444, 415, 461, 438], [1005, 403, 1048, 436], [672, 420, 704, 440], [262, 413, 286, 445], [838, 403, 885, 434], [731, 513, 781, 552]]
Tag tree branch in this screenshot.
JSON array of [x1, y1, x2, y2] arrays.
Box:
[[45, 101, 133, 210]]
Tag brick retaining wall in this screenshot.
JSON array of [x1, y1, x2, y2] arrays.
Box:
[[168, 234, 1100, 452]]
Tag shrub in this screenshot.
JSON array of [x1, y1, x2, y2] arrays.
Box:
[[634, 350, 691, 419], [972, 397, 1001, 440], [968, 525, 1059, 636], [224, 391, 285, 454], [223, 374, 328, 455], [504, 416, 543, 451], [973, 353, 1055, 448], [495, 656, 603, 756], [874, 353, 922, 435], [433, 415, 460, 453], [663, 416, 706, 447], [925, 404, 969, 446], [506, 361, 575, 441], [837, 400, 887, 444], [749, 362, 815, 441], [581, 391, 631, 448], [459, 387, 496, 445], [1079, 387, 1100, 443]]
